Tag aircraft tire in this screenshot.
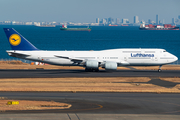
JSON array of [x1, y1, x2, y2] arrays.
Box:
[[85, 68, 99, 72], [94, 69, 99, 72]]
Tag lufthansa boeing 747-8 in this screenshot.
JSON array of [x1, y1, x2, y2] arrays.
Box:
[[4, 28, 178, 72]]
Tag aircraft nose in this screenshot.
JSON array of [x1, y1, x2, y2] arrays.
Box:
[[174, 55, 178, 61], [172, 54, 178, 62]]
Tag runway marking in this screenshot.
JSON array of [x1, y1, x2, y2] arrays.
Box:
[[72, 104, 103, 111], [75, 113, 80, 120], [67, 113, 71, 120]]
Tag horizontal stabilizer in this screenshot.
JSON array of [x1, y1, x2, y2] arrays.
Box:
[[7, 51, 30, 57]]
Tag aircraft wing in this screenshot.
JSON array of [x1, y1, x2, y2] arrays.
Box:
[[54, 55, 130, 65], [54, 55, 84, 63], [54, 55, 105, 64]]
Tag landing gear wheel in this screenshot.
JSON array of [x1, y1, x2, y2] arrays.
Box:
[[85, 68, 99, 72], [85, 68, 90, 72], [158, 65, 162, 72]]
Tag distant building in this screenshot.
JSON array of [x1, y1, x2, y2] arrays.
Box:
[[104, 18, 108, 22], [134, 16, 139, 24], [102, 19, 107, 24], [116, 18, 120, 24], [96, 18, 99, 24], [4, 21, 11, 24], [108, 17, 113, 24], [156, 14, 159, 24], [12, 21, 16, 25], [90, 23, 99, 26], [159, 20, 163, 25], [25, 22, 33, 25], [172, 18, 175, 24], [148, 19, 152, 24], [175, 19, 179, 24], [152, 21, 156, 24], [12, 21, 24, 25], [162, 19, 165, 24], [122, 19, 129, 24]]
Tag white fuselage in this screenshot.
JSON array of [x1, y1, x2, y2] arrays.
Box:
[[7, 48, 178, 67]]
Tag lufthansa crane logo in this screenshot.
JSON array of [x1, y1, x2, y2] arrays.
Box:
[[9, 34, 21, 46]]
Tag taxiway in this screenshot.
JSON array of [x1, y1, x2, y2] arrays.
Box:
[[0, 69, 180, 78], [0, 92, 180, 119]]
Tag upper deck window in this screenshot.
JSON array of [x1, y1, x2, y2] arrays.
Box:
[[145, 51, 155, 53]]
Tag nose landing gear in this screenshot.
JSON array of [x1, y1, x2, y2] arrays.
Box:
[[158, 65, 162, 72]]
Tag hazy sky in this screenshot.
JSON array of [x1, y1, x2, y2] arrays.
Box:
[[0, 0, 180, 23]]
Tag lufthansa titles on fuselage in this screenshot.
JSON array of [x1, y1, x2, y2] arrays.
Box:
[[131, 53, 154, 57]]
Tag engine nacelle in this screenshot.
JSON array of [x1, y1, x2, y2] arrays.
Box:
[[105, 62, 117, 70], [86, 60, 99, 69]]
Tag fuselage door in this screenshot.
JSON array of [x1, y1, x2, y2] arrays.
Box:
[[124, 56, 127, 61], [155, 57, 158, 61]]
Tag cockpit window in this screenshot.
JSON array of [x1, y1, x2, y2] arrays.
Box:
[[163, 50, 166, 52]]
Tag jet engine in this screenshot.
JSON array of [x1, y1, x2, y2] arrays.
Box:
[[105, 62, 117, 70], [86, 60, 99, 69]]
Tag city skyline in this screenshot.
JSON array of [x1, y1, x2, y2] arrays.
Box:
[[1, 14, 180, 26], [0, 0, 180, 23]]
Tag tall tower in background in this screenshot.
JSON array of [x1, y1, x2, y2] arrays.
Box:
[[156, 14, 159, 25], [134, 16, 139, 24], [96, 18, 99, 24]]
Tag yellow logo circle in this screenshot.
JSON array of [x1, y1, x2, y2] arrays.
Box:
[[9, 34, 21, 46]]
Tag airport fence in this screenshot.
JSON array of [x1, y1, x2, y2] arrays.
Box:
[[0, 58, 32, 64], [171, 60, 180, 65]]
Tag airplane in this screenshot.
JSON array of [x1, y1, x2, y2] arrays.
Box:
[[3, 28, 178, 72]]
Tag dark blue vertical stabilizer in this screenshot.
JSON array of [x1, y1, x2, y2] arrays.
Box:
[[3, 28, 39, 51]]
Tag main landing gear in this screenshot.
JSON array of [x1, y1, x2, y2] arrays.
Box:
[[158, 65, 162, 72], [85, 68, 99, 72]]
